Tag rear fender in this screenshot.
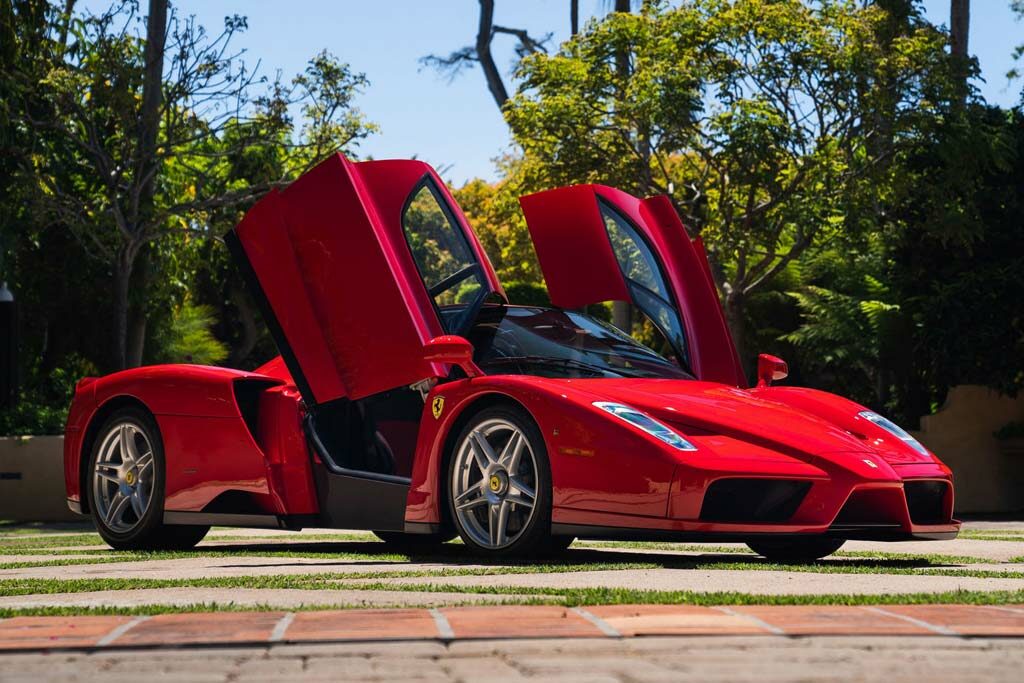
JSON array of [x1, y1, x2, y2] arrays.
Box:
[[65, 365, 316, 515]]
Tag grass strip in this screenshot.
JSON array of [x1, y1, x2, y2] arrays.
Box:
[[0, 544, 1014, 578], [2, 557, 1023, 600]]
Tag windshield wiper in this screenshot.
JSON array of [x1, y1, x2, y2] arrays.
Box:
[[484, 355, 628, 378]]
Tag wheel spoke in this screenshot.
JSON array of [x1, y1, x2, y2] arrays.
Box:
[[498, 432, 524, 472], [469, 431, 497, 470], [129, 489, 145, 518], [488, 500, 510, 547], [505, 493, 534, 510], [510, 477, 535, 501], [454, 486, 487, 511], [120, 425, 140, 464], [95, 461, 119, 482], [136, 452, 154, 478], [105, 491, 130, 526]]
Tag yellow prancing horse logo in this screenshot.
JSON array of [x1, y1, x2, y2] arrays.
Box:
[[432, 396, 445, 420], [124, 471, 135, 485]]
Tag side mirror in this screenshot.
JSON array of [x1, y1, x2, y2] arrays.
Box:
[[424, 335, 483, 378], [756, 353, 788, 388]]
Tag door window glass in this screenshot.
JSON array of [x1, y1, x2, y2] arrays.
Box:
[[402, 180, 485, 324], [602, 206, 670, 300], [600, 201, 690, 369]]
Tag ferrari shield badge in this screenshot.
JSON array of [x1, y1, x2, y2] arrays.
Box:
[[432, 396, 445, 420]]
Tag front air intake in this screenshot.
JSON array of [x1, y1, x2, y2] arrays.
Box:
[[699, 478, 811, 523], [904, 480, 949, 525]]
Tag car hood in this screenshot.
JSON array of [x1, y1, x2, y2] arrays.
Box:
[[542, 378, 933, 465]]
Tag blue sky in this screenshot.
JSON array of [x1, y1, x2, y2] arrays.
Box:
[[167, 1, 1022, 184]]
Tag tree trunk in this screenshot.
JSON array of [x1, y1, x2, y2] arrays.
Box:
[[724, 290, 748, 379], [115, 0, 165, 371], [476, 0, 509, 109], [228, 281, 259, 367], [950, 0, 970, 103], [112, 249, 135, 370], [127, 314, 146, 368], [125, 245, 151, 368], [139, 0, 167, 200], [611, 300, 631, 335]]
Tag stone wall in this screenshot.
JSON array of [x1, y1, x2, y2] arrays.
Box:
[[0, 435, 79, 522], [911, 385, 1024, 514]]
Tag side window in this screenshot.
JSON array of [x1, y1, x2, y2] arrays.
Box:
[[402, 180, 485, 329], [600, 202, 690, 368], [602, 207, 670, 300]]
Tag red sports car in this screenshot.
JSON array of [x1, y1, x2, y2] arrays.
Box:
[[63, 154, 959, 560]]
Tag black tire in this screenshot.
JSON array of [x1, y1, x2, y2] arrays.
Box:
[[373, 530, 456, 551], [746, 537, 845, 563], [446, 404, 553, 557], [87, 407, 209, 550]]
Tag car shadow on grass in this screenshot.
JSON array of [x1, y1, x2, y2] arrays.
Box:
[[120, 540, 964, 572]]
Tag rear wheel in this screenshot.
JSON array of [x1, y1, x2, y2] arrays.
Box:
[[87, 407, 209, 550], [746, 537, 845, 563], [446, 405, 552, 556]]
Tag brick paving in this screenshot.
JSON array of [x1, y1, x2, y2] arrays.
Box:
[[0, 604, 1023, 652], [1, 635, 1023, 682]]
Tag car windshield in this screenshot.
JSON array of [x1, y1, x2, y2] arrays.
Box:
[[457, 305, 693, 380]]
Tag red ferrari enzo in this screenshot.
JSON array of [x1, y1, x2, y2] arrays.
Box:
[[63, 154, 959, 560]]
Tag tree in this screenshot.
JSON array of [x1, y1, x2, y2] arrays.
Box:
[[421, 0, 550, 111], [1010, 1, 1023, 86], [21, 1, 375, 370], [504, 0, 951, 365], [949, 0, 970, 103]]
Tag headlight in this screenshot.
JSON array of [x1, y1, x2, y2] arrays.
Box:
[[593, 402, 698, 451], [858, 411, 928, 455]]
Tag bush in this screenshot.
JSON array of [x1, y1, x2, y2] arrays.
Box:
[[0, 354, 97, 436], [503, 281, 550, 307], [994, 421, 1024, 440]]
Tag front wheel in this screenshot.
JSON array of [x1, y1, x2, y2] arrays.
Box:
[[446, 405, 552, 556], [746, 537, 845, 563], [87, 407, 209, 550]]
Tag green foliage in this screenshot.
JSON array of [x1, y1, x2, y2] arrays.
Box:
[[452, 162, 543, 285], [153, 303, 229, 366], [0, 0, 376, 414], [994, 421, 1024, 441], [0, 354, 97, 436], [502, 281, 550, 307], [504, 0, 954, 362]]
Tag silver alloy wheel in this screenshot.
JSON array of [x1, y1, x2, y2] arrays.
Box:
[[451, 417, 539, 550], [92, 422, 155, 532]]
